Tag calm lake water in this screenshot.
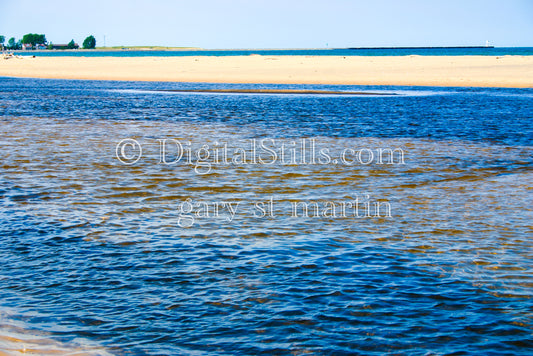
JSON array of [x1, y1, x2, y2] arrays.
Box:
[[13, 47, 533, 57], [0, 78, 532, 355]]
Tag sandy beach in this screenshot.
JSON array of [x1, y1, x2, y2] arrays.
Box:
[[1, 55, 532, 88]]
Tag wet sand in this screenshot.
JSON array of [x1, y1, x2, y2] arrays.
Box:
[[1, 55, 532, 88]]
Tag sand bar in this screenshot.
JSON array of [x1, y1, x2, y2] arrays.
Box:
[[1, 55, 532, 88], [156, 89, 395, 95]]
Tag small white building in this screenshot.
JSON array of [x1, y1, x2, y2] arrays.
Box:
[[22, 43, 33, 50]]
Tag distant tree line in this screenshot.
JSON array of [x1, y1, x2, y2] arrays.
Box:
[[0, 33, 96, 50], [0, 35, 22, 50]]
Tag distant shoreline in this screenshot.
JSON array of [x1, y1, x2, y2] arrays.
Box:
[[8, 46, 203, 53], [8, 46, 532, 53]]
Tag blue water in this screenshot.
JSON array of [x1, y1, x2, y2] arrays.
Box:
[[0, 78, 532, 355], [13, 47, 533, 57]]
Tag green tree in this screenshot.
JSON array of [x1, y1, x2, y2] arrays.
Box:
[[82, 35, 96, 49], [37, 34, 46, 44], [0, 36, 5, 45], [22, 33, 47, 46], [7, 37, 17, 50], [67, 39, 76, 49], [22, 33, 34, 45]]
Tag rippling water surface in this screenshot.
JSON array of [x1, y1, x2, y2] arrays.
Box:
[[0, 78, 532, 355], [15, 47, 533, 57]]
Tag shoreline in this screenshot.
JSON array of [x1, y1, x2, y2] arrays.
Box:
[[1, 55, 532, 88]]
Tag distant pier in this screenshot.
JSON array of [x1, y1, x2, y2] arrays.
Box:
[[347, 46, 494, 50]]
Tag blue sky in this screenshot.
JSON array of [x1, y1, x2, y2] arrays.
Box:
[[1, 0, 531, 48]]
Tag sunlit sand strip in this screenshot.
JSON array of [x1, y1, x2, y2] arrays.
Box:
[[0, 55, 532, 88]]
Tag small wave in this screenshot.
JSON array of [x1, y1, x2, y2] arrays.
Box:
[[109, 88, 402, 97]]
